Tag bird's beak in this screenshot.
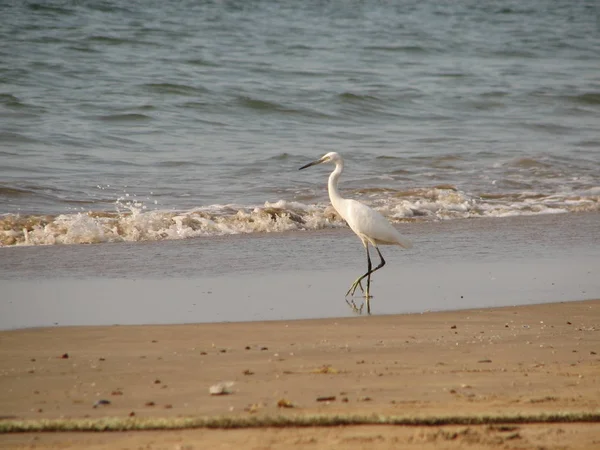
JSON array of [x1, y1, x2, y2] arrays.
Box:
[[299, 158, 324, 170]]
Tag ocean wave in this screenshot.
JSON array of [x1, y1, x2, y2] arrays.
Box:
[[152, 160, 206, 168], [0, 186, 34, 198], [0, 93, 23, 107], [234, 96, 330, 119], [337, 92, 380, 103], [509, 157, 553, 169], [363, 45, 429, 54], [142, 83, 209, 96], [97, 113, 152, 122], [185, 58, 219, 67], [1, 189, 598, 247], [28, 3, 74, 14], [86, 36, 132, 45], [0, 132, 40, 144], [570, 92, 600, 105], [236, 96, 283, 112]]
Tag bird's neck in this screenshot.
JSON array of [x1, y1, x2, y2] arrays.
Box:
[[328, 160, 345, 210]]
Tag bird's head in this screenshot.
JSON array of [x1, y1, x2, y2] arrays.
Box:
[[299, 152, 341, 170]]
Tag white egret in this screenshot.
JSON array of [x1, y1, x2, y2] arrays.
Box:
[[299, 152, 412, 314]]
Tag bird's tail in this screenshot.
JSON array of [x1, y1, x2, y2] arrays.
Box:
[[396, 235, 413, 249]]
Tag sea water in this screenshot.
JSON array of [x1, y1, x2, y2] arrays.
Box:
[[1, 0, 599, 246]]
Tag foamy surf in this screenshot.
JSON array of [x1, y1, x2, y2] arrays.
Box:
[[1, 188, 598, 246]]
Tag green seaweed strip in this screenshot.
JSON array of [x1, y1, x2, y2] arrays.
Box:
[[1, 411, 600, 433]]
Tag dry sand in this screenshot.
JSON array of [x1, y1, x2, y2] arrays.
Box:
[[1, 299, 599, 449]]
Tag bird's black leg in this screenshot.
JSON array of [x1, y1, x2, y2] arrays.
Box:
[[345, 244, 372, 314], [346, 246, 386, 314], [365, 246, 373, 298], [373, 246, 386, 272], [365, 244, 372, 292], [365, 247, 386, 314], [346, 244, 371, 297]]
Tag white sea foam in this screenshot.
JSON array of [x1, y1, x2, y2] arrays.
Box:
[[1, 188, 598, 246]]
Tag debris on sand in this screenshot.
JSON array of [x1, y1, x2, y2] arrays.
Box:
[[93, 399, 110, 408], [311, 365, 339, 374], [209, 381, 235, 395], [277, 398, 295, 408]]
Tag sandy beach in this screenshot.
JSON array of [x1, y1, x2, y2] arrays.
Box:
[[1, 299, 599, 449]]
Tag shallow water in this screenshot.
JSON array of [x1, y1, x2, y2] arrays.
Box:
[[2, 213, 598, 329], [1, 0, 599, 247]]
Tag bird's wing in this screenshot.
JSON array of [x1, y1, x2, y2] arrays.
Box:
[[344, 199, 412, 248]]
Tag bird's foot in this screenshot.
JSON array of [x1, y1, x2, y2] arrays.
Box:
[[345, 298, 364, 315], [345, 279, 364, 297]]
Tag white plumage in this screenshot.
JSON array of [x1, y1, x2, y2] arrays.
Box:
[[299, 152, 412, 314]]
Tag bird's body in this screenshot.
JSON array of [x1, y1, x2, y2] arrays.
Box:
[[299, 152, 412, 314], [339, 198, 412, 247]]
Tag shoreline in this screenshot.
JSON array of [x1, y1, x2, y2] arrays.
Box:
[[1, 299, 599, 448], [2, 211, 599, 330], [2, 296, 599, 332]]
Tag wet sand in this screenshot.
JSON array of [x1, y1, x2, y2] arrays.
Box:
[[1, 300, 599, 449]]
